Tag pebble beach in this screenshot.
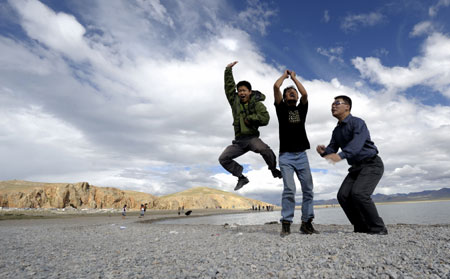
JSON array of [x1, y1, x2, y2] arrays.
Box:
[[1, 210, 449, 279]]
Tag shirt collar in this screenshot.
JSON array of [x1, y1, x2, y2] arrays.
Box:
[[338, 113, 352, 125]]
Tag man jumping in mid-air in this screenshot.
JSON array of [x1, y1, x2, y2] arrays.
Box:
[[274, 69, 318, 236], [219, 61, 282, 191]]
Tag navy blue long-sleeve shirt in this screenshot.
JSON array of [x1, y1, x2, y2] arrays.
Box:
[[322, 114, 378, 165]]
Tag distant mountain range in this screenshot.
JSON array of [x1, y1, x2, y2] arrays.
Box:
[[313, 188, 450, 205]]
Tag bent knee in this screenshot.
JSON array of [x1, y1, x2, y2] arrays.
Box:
[[351, 192, 371, 203], [218, 154, 229, 164]]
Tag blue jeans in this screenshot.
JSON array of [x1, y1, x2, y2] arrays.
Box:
[[279, 152, 314, 223]]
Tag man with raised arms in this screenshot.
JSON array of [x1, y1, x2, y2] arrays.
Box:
[[274, 70, 318, 236], [219, 61, 282, 191]]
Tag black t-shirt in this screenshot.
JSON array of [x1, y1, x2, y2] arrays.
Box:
[[275, 100, 310, 153]]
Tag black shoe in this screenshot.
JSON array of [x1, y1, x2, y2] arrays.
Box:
[[280, 221, 291, 237], [234, 176, 249, 191], [367, 227, 388, 235], [306, 219, 320, 234], [300, 219, 319, 234], [271, 169, 282, 179], [300, 221, 313, 234]]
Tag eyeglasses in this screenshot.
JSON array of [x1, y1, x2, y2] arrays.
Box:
[[332, 101, 347, 106]]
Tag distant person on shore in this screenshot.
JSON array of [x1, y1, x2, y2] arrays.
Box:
[[139, 204, 145, 218], [219, 61, 282, 191], [122, 204, 127, 219], [316, 95, 388, 235], [274, 70, 318, 237]]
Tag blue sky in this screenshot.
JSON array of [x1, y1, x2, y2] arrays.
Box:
[[1, 0, 450, 205]]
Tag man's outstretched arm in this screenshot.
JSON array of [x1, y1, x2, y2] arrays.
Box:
[[273, 70, 289, 105], [224, 61, 238, 105], [290, 71, 308, 104]]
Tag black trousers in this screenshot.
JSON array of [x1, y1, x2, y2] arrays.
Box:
[[218, 137, 277, 177], [337, 155, 386, 233]]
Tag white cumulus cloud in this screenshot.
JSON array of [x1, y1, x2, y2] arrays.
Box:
[[352, 32, 450, 98]]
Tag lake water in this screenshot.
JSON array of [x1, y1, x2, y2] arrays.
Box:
[[156, 200, 450, 225]]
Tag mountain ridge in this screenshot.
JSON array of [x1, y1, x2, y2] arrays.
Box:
[[312, 188, 450, 206]]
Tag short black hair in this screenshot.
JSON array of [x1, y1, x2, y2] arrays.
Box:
[[335, 95, 352, 110], [236, 80, 252, 91], [282, 86, 297, 99]]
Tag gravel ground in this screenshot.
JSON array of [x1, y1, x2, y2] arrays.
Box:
[[1, 216, 449, 279]]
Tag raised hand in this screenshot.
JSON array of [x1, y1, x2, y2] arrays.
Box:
[[227, 61, 238, 68], [290, 70, 297, 79]]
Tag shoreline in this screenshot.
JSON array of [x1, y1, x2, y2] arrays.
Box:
[[0, 207, 253, 223], [2, 198, 450, 222]]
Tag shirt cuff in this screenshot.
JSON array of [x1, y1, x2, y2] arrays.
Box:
[[338, 152, 346, 159]]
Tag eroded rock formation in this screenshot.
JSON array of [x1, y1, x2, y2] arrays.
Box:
[[0, 180, 156, 209], [152, 187, 272, 209], [0, 181, 273, 210]]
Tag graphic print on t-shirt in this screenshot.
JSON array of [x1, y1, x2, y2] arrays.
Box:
[[288, 110, 301, 124]]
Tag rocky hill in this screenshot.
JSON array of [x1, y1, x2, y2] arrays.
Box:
[[0, 180, 156, 210], [152, 187, 272, 209], [0, 181, 272, 210]]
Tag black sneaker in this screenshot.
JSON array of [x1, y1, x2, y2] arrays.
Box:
[[271, 169, 282, 179], [280, 221, 291, 237], [234, 176, 249, 191]]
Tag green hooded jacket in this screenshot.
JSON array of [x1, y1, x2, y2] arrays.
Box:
[[224, 67, 270, 139]]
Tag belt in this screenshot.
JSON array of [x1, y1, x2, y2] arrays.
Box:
[[360, 155, 378, 164]]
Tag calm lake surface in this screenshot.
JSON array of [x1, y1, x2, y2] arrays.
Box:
[[156, 200, 450, 225]]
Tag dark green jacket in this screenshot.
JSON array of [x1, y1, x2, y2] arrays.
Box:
[[224, 67, 270, 139]]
